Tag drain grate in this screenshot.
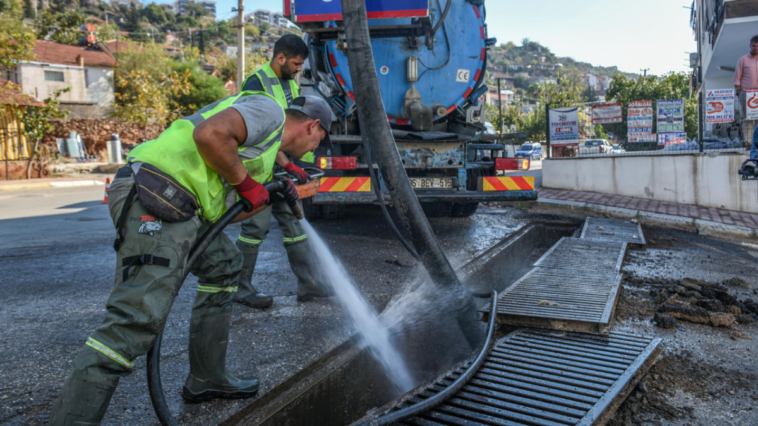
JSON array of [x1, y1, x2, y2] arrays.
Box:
[[384, 330, 661, 426], [581, 217, 646, 245], [485, 237, 627, 334], [533, 238, 627, 272]]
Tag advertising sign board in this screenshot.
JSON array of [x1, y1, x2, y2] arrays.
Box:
[[549, 107, 579, 145], [746, 89, 758, 121], [627, 101, 654, 142], [658, 133, 688, 146], [705, 89, 734, 123], [657, 100, 685, 133], [289, 0, 430, 23], [591, 103, 623, 124]]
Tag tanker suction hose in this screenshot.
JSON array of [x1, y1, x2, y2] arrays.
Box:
[[147, 180, 290, 426], [340, 0, 484, 348]]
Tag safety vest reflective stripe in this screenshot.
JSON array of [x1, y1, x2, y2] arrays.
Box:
[[198, 285, 239, 293], [238, 236, 264, 245], [243, 62, 299, 110], [86, 337, 136, 369], [283, 235, 308, 243]]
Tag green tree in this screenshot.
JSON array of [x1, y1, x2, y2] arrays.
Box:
[[95, 22, 119, 42], [582, 85, 599, 103], [0, 17, 35, 68], [16, 87, 71, 179], [35, 10, 85, 45], [513, 75, 529, 90], [605, 72, 696, 140], [143, 3, 167, 25], [122, 3, 144, 32], [182, 1, 209, 18], [170, 61, 226, 115]]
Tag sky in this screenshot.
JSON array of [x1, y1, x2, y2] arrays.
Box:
[[157, 0, 696, 76]]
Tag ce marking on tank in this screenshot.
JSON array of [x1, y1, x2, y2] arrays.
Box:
[[456, 69, 470, 83]]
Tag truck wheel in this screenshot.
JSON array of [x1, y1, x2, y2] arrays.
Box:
[[451, 202, 479, 217], [320, 204, 346, 220], [302, 198, 321, 220], [421, 202, 453, 218]]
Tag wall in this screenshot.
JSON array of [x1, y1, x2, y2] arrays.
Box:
[[19, 63, 87, 103], [42, 119, 166, 158], [85, 67, 114, 106], [0, 160, 52, 181], [542, 152, 758, 214]]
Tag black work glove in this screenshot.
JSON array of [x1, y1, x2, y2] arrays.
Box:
[[270, 178, 299, 205]]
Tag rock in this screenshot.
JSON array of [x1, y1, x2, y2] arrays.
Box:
[[655, 292, 669, 304], [724, 277, 750, 288], [676, 285, 687, 295], [691, 291, 703, 299], [384, 258, 416, 268], [732, 331, 751, 341], [597, 226, 605, 231], [680, 279, 702, 292], [637, 382, 649, 393], [729, 306, 742, 315], [659, 303, 710, 324], [712, 287, 737, 305], [654, 312, 678, 329], [697, 299, 726, 312], [649, 238, 657, 245], [709, 312, 735, 328], [631, 219, 639, 224], [736, 314, 755, 325]]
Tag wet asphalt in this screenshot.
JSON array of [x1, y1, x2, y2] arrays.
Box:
[[0, 186, 523, 426]]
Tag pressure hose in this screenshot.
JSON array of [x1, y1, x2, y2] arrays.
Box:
[[147, 181, 292, 426]]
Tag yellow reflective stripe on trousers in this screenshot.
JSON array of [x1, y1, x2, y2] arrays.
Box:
[[198, 285, 239, 293], [238, 236, 263, 245], [86, 338, 136, 369], [283, 235, 308, 243]]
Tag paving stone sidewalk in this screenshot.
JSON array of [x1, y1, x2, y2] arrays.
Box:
[[539, 187, 758, 230]]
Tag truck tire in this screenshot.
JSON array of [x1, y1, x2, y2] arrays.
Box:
[[302, 198, 321, 220], [421, 202, 453, 218], [451, 202, 479, 217], [320, 204, 346, 220]]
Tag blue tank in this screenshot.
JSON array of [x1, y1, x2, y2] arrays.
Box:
[[323, 0, 487, 124]]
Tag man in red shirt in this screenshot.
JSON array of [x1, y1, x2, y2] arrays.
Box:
[[734, 35, 758, 147]]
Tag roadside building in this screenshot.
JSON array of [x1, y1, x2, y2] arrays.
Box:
[[249, 9, 287, 28], [486, 87, 515, 107], [1, 40, 117, 119], [690, 0, 758, 142], [0, 79, 45, 163]]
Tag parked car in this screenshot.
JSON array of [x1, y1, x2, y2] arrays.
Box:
[[612, 144, 626, 154], [515, 143, 543, 160], [580, 139, 613, 155]]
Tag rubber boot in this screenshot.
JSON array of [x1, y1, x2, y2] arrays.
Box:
[[287, 241, 331, 301], [182, 310, 259, 402], [233, 241, 273, 309], [48, 368, 118, 426]]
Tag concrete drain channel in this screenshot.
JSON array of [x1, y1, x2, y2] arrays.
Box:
[[220, 219, 662, 426]]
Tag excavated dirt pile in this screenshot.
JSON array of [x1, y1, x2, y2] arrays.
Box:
[[625, 275, 758, 330]]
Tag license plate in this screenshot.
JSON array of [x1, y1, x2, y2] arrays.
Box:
[[410, 178, 453, 189]]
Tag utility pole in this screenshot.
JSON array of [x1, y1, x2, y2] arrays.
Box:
[[497, 77, 503, 133], [235, 0, 245, 91], [545, 100, 551, 159], [640, 68, 649, 77]]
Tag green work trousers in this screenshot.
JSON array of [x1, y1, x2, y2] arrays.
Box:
[[237, 200, 323, 297], [49, 175, 243, 425]]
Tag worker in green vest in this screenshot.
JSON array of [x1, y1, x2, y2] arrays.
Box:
[[48, 94, 333, 425], [235, 34, 329, 308]]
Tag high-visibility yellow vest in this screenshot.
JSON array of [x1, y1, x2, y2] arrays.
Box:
[[242, 62, 315, 163], [127, 91, 283, 222]]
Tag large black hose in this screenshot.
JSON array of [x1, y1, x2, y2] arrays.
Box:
[[357, 290, 498, 426], [147, 182, 288, 426], [339, 0, 462, 292]]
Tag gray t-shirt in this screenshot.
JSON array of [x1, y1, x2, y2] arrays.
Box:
[[230, 95, 284, 149]]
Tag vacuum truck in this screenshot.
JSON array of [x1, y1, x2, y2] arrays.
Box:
[[285, 0, 538, 219]]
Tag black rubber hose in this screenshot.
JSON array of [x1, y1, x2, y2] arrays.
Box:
[[147, 182, 286, 426], [339, 0, 462, 292], [361, 137, 420, 261], [357, 290, 498, 426]]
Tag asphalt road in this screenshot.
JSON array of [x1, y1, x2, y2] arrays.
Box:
[[0, 185, 524, 426]]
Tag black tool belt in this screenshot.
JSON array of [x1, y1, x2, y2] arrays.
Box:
[[112, 163, 200, 252]]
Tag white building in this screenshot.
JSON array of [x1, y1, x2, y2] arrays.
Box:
[[173, 0, 216, 18], [249, 9, 287, 28], [690, 0, 758, 132], [1, 40, 117, 119]]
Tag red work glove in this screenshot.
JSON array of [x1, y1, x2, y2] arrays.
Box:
[[233, 175, 269, 213], [282, 161, 309, 183], [271, 177, 299, 205]]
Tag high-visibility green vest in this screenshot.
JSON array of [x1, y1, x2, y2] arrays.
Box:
[[127, 91, 283, 222], [242, 62, 315, 163], [241, 62, 299, 109]]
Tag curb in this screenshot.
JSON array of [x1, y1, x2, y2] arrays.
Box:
[[530, 198, 757, 240], [0, 180, 106, 191]]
